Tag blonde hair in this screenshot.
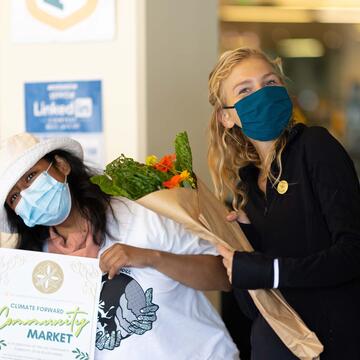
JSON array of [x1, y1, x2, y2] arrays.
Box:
[[208, 47, 295, 210]]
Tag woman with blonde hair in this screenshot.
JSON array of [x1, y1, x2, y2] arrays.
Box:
[[208, 47, 360, 359]]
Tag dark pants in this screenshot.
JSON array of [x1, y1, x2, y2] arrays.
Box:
[[251, 315, 298, 360], [221, 291, 252, 359]]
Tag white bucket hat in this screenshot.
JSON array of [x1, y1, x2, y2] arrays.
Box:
[[0, 132, 83, 233]]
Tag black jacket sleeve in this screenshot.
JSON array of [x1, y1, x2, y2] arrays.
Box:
[[232, 223, 262, 317], [233, 224, 274, 289], [232, 251, 274, 289], [232, 127, 360, 289]]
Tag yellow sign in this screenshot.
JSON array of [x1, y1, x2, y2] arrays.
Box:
[[26, 0, 98, 30]]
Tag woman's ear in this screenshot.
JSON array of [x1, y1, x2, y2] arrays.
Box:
[[54, 155, 71, 176], [218, 109, 236, 129]]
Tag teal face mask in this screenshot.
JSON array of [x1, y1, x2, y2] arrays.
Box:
[[223, 86, 293, 141], [15, 164, 72, 227]]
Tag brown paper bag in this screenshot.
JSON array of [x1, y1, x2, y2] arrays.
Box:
[[137, 178, 323, 359]]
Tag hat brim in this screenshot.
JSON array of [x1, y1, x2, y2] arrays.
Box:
[[0, 137, 83, 233]]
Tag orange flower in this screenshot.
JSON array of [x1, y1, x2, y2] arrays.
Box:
[[163, 174, 182, 189], [154, 154, 176, 172]]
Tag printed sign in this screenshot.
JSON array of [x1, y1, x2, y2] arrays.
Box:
[[25, 80, 104, 167], [0, 248, 102, 360], [25, 81, 102, 133], [12, 0, 115, 43]]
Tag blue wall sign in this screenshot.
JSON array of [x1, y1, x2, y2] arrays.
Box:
[[25, 80, 102, 133]]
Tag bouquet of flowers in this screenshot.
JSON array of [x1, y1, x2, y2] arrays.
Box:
[[91, 132, 323, 360], [91, 132, 196, 199]]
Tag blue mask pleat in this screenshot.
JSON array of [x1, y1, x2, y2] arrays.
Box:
[[233, 86, 293, 141], [15, 171, 72, 227]]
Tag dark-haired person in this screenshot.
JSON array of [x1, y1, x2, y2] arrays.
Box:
[[0, 132, 239, 360]]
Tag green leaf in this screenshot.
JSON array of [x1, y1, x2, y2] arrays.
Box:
[[91, 154, 171, 200], [72, 348, 88, 360], [90, 174, 130, 197], [80, 352, 89, 360], [175, 132, 193, 172]]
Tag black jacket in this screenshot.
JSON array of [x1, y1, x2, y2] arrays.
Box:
[[232, 124, 360, 358]]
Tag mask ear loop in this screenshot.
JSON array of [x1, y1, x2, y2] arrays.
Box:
[[45, 161, 68, 184], [45, 161, 53, 173]]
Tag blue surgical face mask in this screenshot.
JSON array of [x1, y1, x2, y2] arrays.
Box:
[[223, 86, 293, 141], [15, 163, 72, 227]]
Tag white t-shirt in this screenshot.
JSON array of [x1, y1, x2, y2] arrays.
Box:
[[95, 198, 239, 360]]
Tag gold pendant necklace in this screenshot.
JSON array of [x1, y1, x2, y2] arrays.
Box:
[[277, 180, 289, 195]]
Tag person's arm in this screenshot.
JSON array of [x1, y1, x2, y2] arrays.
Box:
[[100, 244, 230, 291], [221, 127, 360, 290]]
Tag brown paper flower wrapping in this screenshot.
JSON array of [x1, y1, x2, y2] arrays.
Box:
[[137, 178, 323, 359]]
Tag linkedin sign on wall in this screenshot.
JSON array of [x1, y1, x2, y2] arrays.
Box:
[[25, 80, 104, 167]]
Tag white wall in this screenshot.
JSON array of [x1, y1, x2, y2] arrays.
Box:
[[0, 0, 144, 161], [145, 0, 218, 184]]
